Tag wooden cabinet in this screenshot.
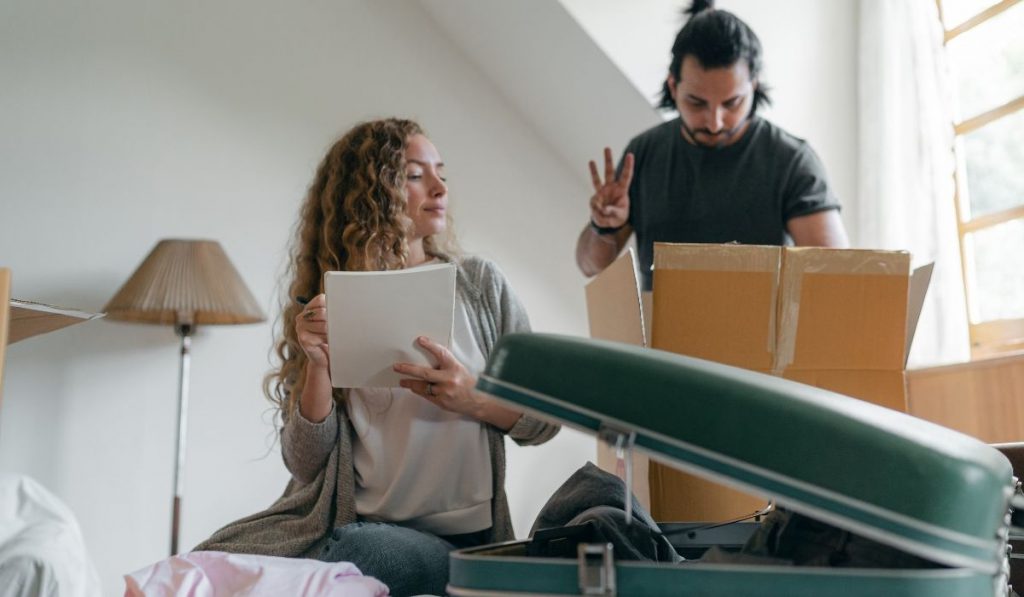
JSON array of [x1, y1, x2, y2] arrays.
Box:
[[907, 353, 1024, 442]]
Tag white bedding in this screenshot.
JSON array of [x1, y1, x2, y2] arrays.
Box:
[[124, 551, 390, 596], [0, 473, 102, 597]]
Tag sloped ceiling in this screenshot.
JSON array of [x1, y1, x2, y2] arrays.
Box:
[[418, 0, 661, 176]]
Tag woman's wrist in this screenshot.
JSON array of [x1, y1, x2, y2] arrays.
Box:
[[472, 391, 522, 431], [299, 361, 334, 422], [303, 360, 331, 388]]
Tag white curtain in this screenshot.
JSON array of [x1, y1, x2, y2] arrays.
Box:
[[857, 0, 970, 367]]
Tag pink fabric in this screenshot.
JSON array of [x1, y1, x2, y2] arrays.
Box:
[[124, 551, 389, 597]]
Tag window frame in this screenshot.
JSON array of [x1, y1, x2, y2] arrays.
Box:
[[938, 0, 1024, 358]]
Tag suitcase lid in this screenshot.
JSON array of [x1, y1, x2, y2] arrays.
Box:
[[478, 333, 1013, 574]]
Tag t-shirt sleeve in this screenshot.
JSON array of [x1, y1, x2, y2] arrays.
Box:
[[782, 143, 840, 222]]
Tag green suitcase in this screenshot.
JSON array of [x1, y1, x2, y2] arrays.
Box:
[[449, 334, 1019, 596]]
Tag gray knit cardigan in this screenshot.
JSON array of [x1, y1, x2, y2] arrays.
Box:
[[194, 255, 560, 557]]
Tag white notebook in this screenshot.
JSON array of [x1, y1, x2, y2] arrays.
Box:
[[324, 263, 457, 388]]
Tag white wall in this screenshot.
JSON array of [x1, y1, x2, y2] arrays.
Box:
[[561, 0, 861, 241], [0, 0, 596, 591], [0, 0, 860, 592]]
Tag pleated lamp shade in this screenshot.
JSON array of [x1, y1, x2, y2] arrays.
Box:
[[104, 239, 265, 326]]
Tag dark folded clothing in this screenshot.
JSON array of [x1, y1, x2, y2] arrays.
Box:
[[530, 462, 682, 563], [704, 508, 939, 569]]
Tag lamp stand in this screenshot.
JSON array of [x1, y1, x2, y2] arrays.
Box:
[[170, 322, 193, 555]]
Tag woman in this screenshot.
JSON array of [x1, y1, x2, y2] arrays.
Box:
[[196, 118, 558, 596]]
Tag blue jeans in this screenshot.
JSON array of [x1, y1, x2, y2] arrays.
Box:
[[319, 522, 473, 596]]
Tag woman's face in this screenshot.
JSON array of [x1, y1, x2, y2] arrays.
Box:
[[404, 134, 447, 241]]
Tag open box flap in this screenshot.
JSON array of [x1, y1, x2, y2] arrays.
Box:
[[584, 248, 646, 348], [905, 263, 934, 366], [477, 333, 1011, 574], [8, 299, 104, 345]]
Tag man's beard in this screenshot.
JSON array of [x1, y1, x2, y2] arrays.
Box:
[[680, 112, 751, 148]]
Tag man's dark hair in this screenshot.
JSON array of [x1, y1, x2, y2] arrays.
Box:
[[658, 0, 771, 113]]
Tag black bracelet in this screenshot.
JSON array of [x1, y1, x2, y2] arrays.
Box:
[[590, 219, 624, 236]]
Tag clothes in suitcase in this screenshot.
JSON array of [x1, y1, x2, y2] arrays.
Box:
[[448, 333, 1018, 596]]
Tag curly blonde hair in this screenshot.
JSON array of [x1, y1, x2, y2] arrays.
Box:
[[265, 118, 456, 415]]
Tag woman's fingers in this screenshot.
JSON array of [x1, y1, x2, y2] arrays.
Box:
[[299, 336, 330, 365], [399, 378, 436, 398], [306, 293, 327, 308], [312, 343, 330, 360], [394, 362, 439, 382], [414, 336, 456, 367], [298, 321, 328, 334], [295, 295, 330, 364], [393, 337, 463, 388], [297, 306, 326, 323], [296, 294, 328, 322]]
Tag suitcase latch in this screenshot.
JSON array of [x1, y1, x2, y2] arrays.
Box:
[[578, 542, 616, 596]]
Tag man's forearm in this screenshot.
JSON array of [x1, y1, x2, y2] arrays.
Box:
[[788, 210, 850, 248], [575, 223, 627, 277]]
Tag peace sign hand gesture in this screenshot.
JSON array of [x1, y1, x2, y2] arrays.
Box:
[[588, 147, 634, 230]]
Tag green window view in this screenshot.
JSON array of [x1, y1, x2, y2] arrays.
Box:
[[940, 0, 1024, 354]]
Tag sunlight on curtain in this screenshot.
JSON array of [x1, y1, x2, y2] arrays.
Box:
[[857, 0, 969, 367]]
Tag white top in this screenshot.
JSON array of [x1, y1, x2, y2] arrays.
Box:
[[346, 289, 494, 536], [0, 474, 102, 597]]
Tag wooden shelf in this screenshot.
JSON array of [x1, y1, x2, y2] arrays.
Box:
[[908, 352, 1024, 442]]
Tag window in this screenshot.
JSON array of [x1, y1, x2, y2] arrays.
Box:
[[939, 0, 1024, 357]]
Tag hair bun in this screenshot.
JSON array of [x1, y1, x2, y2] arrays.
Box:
[[684, 0, 715, 17]]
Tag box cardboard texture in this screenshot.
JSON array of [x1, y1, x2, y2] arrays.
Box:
[[1, 288, 104, 411], [586, 244, 926, 522], [585, 249, 652, 512]]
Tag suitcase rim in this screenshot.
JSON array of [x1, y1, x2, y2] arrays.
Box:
[[478, 369, 1010, 575], [449, 538, 1002, 597]]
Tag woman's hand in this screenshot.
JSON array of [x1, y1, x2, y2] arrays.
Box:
[[395, 336, 523, 430], [395, 336, 479, 416], [295, 293, 335, 422], [295, 294, 330, 368]]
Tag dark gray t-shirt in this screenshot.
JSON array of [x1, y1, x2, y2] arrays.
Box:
[[625, 116, 839, 289]]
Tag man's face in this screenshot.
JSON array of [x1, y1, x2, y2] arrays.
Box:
[[669, 55, 757, 148]]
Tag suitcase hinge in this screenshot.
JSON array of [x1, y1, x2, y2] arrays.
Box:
[[1008, 483, 1024, 540], [598, 423, 637, 527], [578, 542, 616, 596]]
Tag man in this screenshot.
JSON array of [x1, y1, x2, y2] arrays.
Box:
[[576, 0, 849, 290]]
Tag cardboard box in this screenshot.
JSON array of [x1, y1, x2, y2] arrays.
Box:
[[585, 249, 651, 512], [585, 244, 930, 521], [0, 284, 105, 410], [651, 244, 929, 411], [8, 299, 104, 345]]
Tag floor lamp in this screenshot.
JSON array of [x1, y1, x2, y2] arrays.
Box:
[[103, 239, 264, 555]]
